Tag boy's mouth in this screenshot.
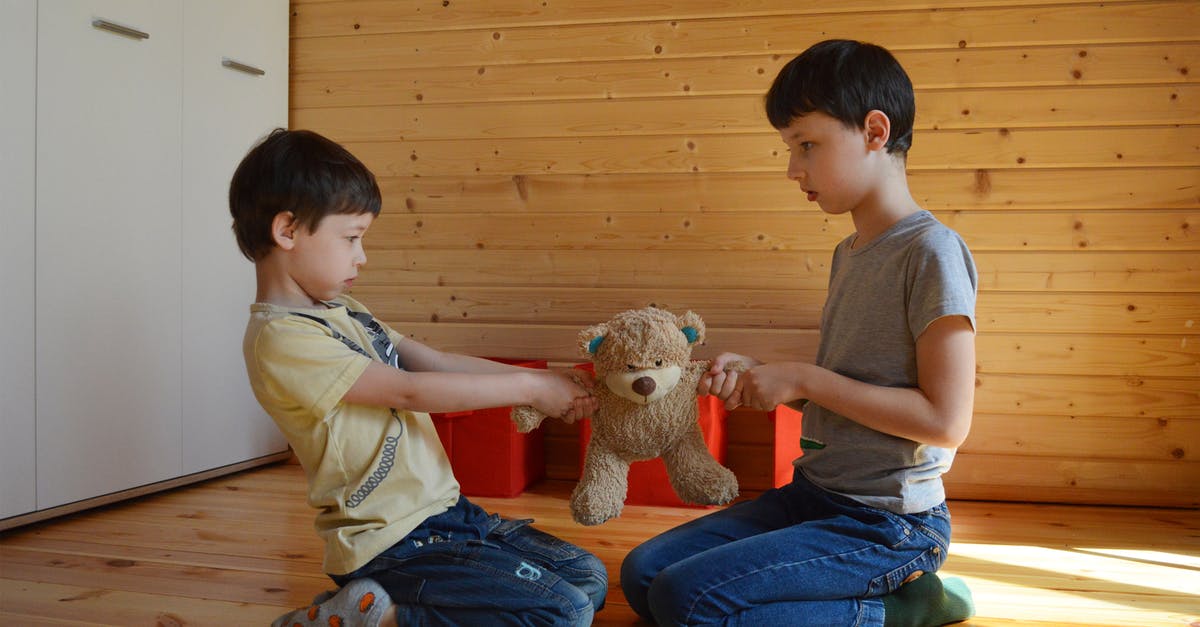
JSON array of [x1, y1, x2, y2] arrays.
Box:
[[805, 190, 818, 202]]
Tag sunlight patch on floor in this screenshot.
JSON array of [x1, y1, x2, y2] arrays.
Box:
[[1074, 547, 1200, 571], [948, 542, 1200, 596], [941, 542, 1200, 626]]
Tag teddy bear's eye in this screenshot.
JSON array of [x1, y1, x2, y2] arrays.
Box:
[[655, 359, 663, 367], [626, 364, 636, 371]]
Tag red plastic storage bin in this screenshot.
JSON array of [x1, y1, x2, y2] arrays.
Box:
[[575, 362, 729, 507], [431, 358, 547, 498], [769, 404, 804, 488]]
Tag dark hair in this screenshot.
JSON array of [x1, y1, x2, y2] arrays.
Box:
[[229, 128, 381, 261], [765, 39, 915, 155]]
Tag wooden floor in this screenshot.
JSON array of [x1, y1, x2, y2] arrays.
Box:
[[2, 463, 1197, 626]]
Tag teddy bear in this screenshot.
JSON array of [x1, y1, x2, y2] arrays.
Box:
[[512, 307, 740, 526]]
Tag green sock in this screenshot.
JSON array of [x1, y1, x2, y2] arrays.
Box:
[[881, 572, 975, 627]]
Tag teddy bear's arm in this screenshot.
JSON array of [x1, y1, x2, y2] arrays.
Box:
[[510, 405, 547, 433], [684, 359, 709, 377]]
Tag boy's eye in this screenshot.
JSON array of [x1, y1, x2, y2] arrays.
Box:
[[799, 142, 814, 151]]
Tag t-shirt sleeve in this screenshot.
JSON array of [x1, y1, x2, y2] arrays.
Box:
[[382, 323, 406, 352], [907, 229, 978, 338], [252, 318, 373, 420]]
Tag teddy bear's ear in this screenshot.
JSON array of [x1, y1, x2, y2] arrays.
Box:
[[677, 310, 705, 345], [579, 323, 608, 356]]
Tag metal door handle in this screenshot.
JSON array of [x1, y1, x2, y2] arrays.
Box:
[[92, 18, 149, 40], [221, 58, 265, 76]]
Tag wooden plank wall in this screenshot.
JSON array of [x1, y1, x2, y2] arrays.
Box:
[[288, 0, 1199, 508]]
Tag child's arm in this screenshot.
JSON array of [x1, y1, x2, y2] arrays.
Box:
[[390, 338, 543, 375], [714, 316, 975, 449], [343, 337, 597, 420]]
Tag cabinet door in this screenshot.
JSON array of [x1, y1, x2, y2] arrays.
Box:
[[36, 0, 184, 509], [180, 0, 289, 473], [0, 0, 38, 519]]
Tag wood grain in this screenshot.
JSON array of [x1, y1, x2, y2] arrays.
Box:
[[290, 2, 1198, 72], [2, 463, 1196, 625], [370, 168, 1199, 215], [284, 0, 1200, 508], [291, 43, 1200, 107]]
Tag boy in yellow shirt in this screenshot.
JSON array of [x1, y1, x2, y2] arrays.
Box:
[[231, 129, 606, 626]]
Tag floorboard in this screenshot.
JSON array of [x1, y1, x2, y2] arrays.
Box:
[[1, 463, 1196, 626]]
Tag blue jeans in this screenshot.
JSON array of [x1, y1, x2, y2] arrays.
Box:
[[332, 496, 608, 626], [620, 470, 951, 626]]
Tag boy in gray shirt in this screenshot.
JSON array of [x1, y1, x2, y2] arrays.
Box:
[[621, 40, 977, 626]]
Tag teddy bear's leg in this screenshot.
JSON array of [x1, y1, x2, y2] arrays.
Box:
[[571, 442, 631, 526], [662, 423, 739, 506]]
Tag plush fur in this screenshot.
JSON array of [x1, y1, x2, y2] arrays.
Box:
[[512, 308, 740, 525]]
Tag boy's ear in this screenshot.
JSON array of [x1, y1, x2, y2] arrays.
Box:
[[863, 110, 891, 151], [271, 212, 298, 250]]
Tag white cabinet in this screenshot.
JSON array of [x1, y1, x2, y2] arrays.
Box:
[[181, 0, 288, 474], [1, 0, 289, 526], [0, 0, 38, 519], [36, 0, 186, 510]]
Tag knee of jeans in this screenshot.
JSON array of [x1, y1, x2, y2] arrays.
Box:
[[620, 543, 656, 590], [571, 552, 609, 610], [543, 550, 607, 609], [548, 578, 596, 626], [619, 546, 655, 618], [572, 599, 595, 627], [646, 569, 695, 626]]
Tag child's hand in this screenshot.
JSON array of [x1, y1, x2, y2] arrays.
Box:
[[736, 362, 801, 411], [562, 393, 598, 424], [698, 352, 760, 409], [532, 370, 596, 423]]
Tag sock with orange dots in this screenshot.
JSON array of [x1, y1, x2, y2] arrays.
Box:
[[271, 577, 392, 627], [881, 572, 975, 627]]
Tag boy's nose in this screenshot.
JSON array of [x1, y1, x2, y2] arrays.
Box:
[[786, 156, 803, 181]]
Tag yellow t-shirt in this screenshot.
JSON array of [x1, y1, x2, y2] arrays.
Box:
[[242, 295, 459, 575]]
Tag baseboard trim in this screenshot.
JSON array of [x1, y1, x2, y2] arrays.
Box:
[[0, 451, 293, 532]]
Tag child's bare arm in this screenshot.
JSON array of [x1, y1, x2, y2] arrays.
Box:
[[737, 315, 975, 448], [343, 337, 596, 418], [389, 337, 533, 375]]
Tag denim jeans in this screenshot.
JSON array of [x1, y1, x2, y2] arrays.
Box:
[[620, 469, 951, 626], [332, 496, 608, 626]]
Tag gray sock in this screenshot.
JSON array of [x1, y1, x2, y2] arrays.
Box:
[[272, 578, 392, 627]]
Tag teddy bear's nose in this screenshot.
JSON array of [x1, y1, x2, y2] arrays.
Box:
[[632, 376, 657, 397]]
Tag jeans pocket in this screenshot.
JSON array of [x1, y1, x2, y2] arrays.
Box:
[[859, 505, 918, 549], [490, 517, 535, 537], [492, 521, 586, 564], [865, 544, 946, 597], [909, 504, 952, 551]]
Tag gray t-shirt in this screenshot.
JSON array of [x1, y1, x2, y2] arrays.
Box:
[[796, 210, 977, 514]]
